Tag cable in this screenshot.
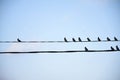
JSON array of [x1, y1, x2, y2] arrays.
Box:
[[0, 49, 120, 54], [0, 37, 119, 43], [0, 40, 120, 43], [0, 45, 119, 54]]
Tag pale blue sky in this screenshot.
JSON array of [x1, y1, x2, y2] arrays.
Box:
[[0, 0, 120, 80]]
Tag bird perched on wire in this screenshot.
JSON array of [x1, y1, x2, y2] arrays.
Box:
[[114, 37, 118, 41], [85, 47, 88, 51], [78, 37, 82, 42], [98, 37, 101, 41], [110, 46, 115, 51], [64, 37, 68, 42], [72, 38, 76, 42], [17, 38, 21, 42], [116, 45, 119, 50], [107, 37, 111, 41], [87, 37, 91, 41]]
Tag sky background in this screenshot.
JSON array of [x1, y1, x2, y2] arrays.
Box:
[[0, 0, 120, 80]]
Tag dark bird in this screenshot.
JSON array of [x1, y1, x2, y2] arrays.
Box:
[[85, 47, 88, 51], [78, 37, 82, 42], [110, 46, 115, 51], [72, 38, 76, 42], [87, 37, 91, 41], [107, 37, 111, 41], [64, 37, 68, 42], [17, 38, 21, 42], [116, 45, 119, 50], [98, 37, 101, 41], [114, 37, 118, 41]]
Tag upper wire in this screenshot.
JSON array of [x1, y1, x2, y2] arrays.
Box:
[[0, 40, 120, 43], [0, 37, 119, 43]]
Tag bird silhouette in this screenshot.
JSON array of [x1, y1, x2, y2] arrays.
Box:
[[114, 37, 118, 41], [98, 37, 101, 41], [107, 37, 111, 41], [87, 37, 91, 41], [78, 37, 82, 42], [64, 37, 68, 42], [72, 38, 76, 42], [110, 46, 115, 51], [17, 38, 21, 42], [116, 45, 119, 50], [85, 47, 88, 51]]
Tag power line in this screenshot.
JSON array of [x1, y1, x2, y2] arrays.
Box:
[[0, 45, 120, 54], [0, 49, 120, 54], [0, 41, 119, 53], [0, 40, 120, 43], [0, 37, 119, 43]]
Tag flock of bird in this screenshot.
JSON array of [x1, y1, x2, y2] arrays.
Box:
[[64, 37, 118, 42], [16, 37, 119, 43], [83, 45, 120, 51], [63, 37, 120, 51], [15, 37, 120, 52], [0, 37, 119, 53]]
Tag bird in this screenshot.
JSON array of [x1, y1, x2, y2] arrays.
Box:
[[116, 45, 119, 51], [72, 38, 76, 42], [87, 37, 91, 41], [64, 37, 68, 42], [85, 47, 88, 51], [17, 38, 21, 42], [107, 37, 111, 41], [98, 37, 101, 41], [78, 37, 82, 42], [110, 46, 115, 51], [114, 37, 118, 41]]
